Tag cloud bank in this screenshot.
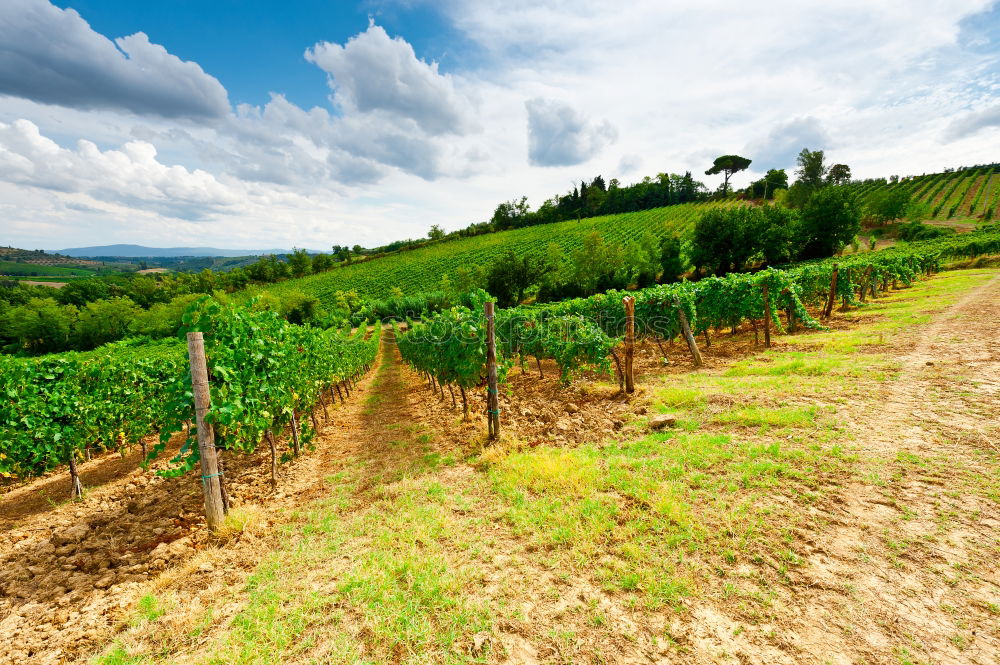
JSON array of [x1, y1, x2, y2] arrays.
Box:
[[0, 0, 230, 119], [0, 0, 997, 251]]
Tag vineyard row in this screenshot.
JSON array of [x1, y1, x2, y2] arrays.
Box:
[[396, 230, 1000, 435], [0, 299, 380, 511]]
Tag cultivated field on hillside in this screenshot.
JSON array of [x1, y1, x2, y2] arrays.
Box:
[[850, 165, 1000, 222], [2, 265, 998, 665], [262, 203, 719, 302]]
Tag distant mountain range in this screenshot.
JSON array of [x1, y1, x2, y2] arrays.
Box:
[[58, 244, 317, 258]]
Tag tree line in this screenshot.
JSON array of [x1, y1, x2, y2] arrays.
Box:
[[0, 148, 970, 355]]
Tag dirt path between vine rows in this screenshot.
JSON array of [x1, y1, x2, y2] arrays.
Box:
[[772, 273, 1000, 664]]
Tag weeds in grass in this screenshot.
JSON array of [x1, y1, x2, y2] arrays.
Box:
[[92, 646, 148, 665]]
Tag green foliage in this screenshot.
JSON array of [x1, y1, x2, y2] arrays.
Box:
[[839, 165, 999, 226], [399, 230, 1000, 393], [705, 155, 752, 195], [264, 203, 716, 304], [866, 188, 911, 225], [3, 298, 78, 354], [0, 261, 98, 279], [659, 235, 685, 283], [826, 163, 852, 185], [748, 169, 788, 200], [0, 300, 379, 480], [396, 290, 509, 391], [540, 315, 620, 384], [288, 249, 312, 279], [398, 294, 620, 391], [486, 251, 542, 307], [688, 204, 795, 275], [74, 297, 141, 349], [797, 187, 862, 259], [795, 148, 828, 189], [131, 294, 203, 338], [897, 222, 952, 242], [689, 206, 755, 275]]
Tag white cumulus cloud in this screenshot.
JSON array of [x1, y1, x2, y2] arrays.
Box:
[[0, 119, 240, 219], [525, 98, 617, 167], [305, 22, 473, 136], [0, 0, 229, 119]]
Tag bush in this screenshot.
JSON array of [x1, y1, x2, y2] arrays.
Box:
[[898, 222, 953, 242], [796, 187, 862, 259]]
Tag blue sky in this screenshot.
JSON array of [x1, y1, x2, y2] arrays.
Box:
[[1, 0, 998, 250], [49, 1, 479, 111]]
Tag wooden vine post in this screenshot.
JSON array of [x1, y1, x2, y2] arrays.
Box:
[[485, 302, 500, 443], [824, 263, 839, 318], [762, 283, 771, 349], [186, 331, 227, 532], [841, 267, 851, 311], [672, 296, 702, 367], [67, 447, 83, 499], [623, 296, 635, 393]]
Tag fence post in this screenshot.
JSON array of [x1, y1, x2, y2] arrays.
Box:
[[186, 331, 226, 531], [623, 296, 635, 393], [672, 296, 703, 367], [824, 264, 839, 318], [485, 302, 499, 442], [762, 283, 771, 349]]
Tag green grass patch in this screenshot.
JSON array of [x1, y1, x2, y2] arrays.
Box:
[[713, 405, 822, 428], [657, 386, 705, 409], [92, 646, 149, 665], [488, 429, 850, 608], [725, 353, 844, 377]]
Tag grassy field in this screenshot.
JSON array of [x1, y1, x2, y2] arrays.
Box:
[[63, 267, 999, 665], [260, 203, 719, 303], [0, 260, 99, 278]]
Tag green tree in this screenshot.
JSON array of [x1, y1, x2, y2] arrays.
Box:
[[331, 290, 362, 319], [705, 155, 753, 196], [748, 169, 788, 199], [7, 298, 78, 353], [658, 235, 685, 283], [486, 251, 542, 307], [280, 290, 322, 325], [688, 206, 757, 275], [311, 252, 333, 272], [616, 235, 659, 289], [74, 297, 142, 349], [57, 278, 110, 306], [571, 232, 621, 294], [428, 224, 445, 241], [795, 148, 827, 189], [454, 265, 486, 293], [288, 249, 312, 278], [756, 204, 797, 265], [132, 294, 201, 338], [490, 197, 530, 230], [796, 187, 861, 259], [826, 163, 852, 185], [271, 257, 290, 280], [124, 275, 167, 309], [866, 189, 911, 225]]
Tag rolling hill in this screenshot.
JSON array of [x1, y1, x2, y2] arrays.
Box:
[[260, 202, 721, 303], [58, 245, 312, 258]]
